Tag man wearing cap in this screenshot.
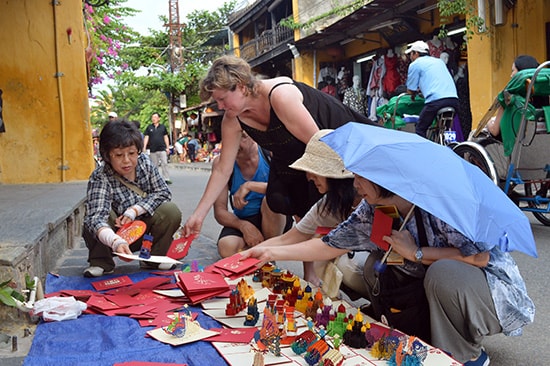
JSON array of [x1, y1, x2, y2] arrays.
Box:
[[405, 40, 459, 138], [108, 111, 118, 121]]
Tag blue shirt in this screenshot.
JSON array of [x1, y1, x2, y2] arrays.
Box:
[[229, 148, 270, 219], [322, 200, 535, 336], [406, 56, 458, 103]]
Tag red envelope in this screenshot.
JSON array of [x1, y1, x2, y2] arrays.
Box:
[[204, 327, 257, 343], [177, 271, 230, 304], [167, 233, 196, 259], [105, 293, 136, 308], [87, 295, 119, 311], [91, 275, 133, 291], [180, 287, 229, 305], [213, 254, 261, 275], [130, 277, 171, 290], [370, 206, 399, 251], [178, 272, 228, 293], [116, 220, 146, 244]]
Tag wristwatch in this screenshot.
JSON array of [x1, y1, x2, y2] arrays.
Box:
[[414, 248, 424, 263]]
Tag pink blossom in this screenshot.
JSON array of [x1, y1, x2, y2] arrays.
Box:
[[100, 34, 107, 42], [103, 15, 111, 24]]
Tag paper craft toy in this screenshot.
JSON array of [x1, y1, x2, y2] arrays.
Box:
[[243, 297, 260, 326], [371, 205, 399, 251], [147, 312, 219, 346], [139, 234, 153, 259], [163, 312, 188, 337], [167, 233, 196, 260], [116, 220, 146, 244], [254, 307, 282, 356]]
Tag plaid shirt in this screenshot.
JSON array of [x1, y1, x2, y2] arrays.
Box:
[[84, 153, 172, 234]]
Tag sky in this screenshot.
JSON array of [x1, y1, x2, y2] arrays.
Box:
[[124, 0, 229, 36]]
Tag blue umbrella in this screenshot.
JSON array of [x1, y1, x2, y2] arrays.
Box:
[[321, 122, 538, 258]]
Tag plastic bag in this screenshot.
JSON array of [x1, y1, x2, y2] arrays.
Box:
[[31, 296, 87, 322]]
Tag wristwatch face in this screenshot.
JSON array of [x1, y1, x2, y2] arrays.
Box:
[[415, 248, 423, 262]]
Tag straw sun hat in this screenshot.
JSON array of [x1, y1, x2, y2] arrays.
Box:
[[289, 129, 353, 179]]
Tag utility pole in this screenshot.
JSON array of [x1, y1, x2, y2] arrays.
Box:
[[167, 0, 184, 145]]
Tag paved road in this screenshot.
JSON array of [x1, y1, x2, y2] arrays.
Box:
[[36, 166, 550, 365]]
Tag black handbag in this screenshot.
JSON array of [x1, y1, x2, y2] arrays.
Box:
[[363, 207, 431, 342]]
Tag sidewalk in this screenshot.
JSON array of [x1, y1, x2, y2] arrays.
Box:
[[0, 161, 213, 365]]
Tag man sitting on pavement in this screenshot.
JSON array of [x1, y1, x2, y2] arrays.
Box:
[[213, 131, 292, 257]]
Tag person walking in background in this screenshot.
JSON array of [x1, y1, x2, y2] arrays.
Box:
[[214, 130, 291, 258], [82, 120, 182, 277], [405, 40, 459, 138], [143, 112, 172, 184], [182, 55, 375, 238]]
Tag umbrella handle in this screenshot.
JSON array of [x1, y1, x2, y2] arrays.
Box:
[[378, 204, 416, 265]]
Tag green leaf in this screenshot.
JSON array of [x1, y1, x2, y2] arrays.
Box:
[[0, 287, 17, 307]]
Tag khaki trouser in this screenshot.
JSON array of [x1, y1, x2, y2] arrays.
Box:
[[83, 202, 182, 271]]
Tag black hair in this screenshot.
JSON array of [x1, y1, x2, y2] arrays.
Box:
[[514, 55, 539, 71], [99, 120, 143, 165], [373, 182, 394, 199], [318, 178, 357, 220]]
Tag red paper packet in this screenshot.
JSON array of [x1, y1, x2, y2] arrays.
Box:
[[167, 233, 197, 260], [91, 275, 133, 291], [116, 220, 147, 244], [370, 205, 399, 251]]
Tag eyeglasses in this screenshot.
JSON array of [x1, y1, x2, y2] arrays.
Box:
[[109, 150, 139, 161]]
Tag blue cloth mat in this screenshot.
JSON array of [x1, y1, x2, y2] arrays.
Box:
[[24, 273, 227, 366]]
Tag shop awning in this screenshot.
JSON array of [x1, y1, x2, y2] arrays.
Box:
[[295, 0, 427, 49]]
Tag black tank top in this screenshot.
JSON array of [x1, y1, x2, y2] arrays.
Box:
[[238, 81, 372, 175]]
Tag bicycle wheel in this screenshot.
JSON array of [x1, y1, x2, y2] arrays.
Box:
[[453, 143, 498, 185]]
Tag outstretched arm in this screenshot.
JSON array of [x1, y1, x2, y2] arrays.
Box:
[[240, 238, 349, 263], [182, 117, 242, 236], [257, 226, 311, 247]]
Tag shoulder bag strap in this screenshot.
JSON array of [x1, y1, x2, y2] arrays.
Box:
[[114, 175, 147, 198], [414, 207, 428, 247]]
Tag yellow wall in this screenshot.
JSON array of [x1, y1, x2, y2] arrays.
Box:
[[467, 1, 549, 130], [0, 0, 94, 184]]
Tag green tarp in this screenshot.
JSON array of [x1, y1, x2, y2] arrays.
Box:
[[497, 68, 550, 156], [376, 94, 425, 129]]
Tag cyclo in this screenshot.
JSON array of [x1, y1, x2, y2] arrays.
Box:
[[376, 92, 458, 146], [453, 62, 550, 226]]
